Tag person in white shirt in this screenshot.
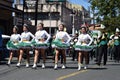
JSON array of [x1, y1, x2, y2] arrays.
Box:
[[32, 23, 51, 69], [75, 27, 93, 70], [6, 26, 21, 65], [52, 24, 71, 70], [16, 24, 34, 67]]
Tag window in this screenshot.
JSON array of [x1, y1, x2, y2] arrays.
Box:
[[28, 12, 60, 20]]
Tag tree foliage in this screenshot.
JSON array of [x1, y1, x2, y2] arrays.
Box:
[[89, 0, 120, 31]]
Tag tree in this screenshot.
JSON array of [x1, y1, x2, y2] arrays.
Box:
[[89, 0, 120, 32]]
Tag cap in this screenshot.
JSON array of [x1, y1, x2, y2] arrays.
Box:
[[100, 24, 105, 29], [23, 24, 28, 27], [116, 28, 120, 32]]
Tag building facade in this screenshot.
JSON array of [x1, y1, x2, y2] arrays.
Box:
[[15, 0, 90, 34], [0, 0, 22, 35]]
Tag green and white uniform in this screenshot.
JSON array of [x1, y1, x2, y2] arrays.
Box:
[[52, 31, 71, 49], [17, 31, 34, 48], [113, 35, 120, 46], [33, 30, 51, 49], [74, 33, 93, 51], [6, 34, 21, 50], [91, 30, 101, 46]]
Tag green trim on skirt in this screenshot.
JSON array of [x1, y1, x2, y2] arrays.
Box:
[[52, 39, 70, 49], [74, 45, 94, 51], [6, 40, 19, 50]]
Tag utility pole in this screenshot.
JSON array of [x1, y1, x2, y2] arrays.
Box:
[[49, 4, 52, 35], [72, 14, 75, 36], [70, 8, 75, 36], [22, 0, 26, 26], [35, 0, 38, 26]]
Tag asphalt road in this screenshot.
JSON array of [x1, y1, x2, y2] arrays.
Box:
[[0, 57, 120, 80]]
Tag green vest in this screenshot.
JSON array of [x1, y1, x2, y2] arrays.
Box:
[[114, 39, 120, 46]]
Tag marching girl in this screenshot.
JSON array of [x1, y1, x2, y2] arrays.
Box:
[[6, 26, 21, 65], [16, 24, 34, 67], [52, 24, 71, 70], [74, 27, 93, 70], [32, 23, 51, 69]]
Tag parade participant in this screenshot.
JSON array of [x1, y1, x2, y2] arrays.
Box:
[[108, 33, 114, 60], [32, 23, 51, 69], [74, 27, 93, 70], [71, 33, 78, 61], [89, 25, 102, 61], [52, 23, 71, 70], [112, 28, 120, 62], [16, 24, 34, 67], [97, 31, 108, 66], [6, 26, 21, 65]]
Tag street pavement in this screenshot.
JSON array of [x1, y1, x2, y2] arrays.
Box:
[[0, 56, 120, 80]]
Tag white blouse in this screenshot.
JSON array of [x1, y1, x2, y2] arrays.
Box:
[[76, 33, 93, 46], [55, 31, 71, 43], [10, 34, 21, 42], [35, 30, 51, 43], [21, 31, 34, 41]]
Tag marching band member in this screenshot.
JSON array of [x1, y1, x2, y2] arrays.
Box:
[[6, 26, 21, 65], [74, 27, 93, 70], [89, 26, 102, 61], [16, 24, 34, 67], [32, 23, 51, 69], [97, 31, 108, 66], [108, 33, 114, 60], [70, 33, 78, 61], [52, 24, 71, 70], [112, 28, 120, 62]]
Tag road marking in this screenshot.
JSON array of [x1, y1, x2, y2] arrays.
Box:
[[56, 70, 87, 80]]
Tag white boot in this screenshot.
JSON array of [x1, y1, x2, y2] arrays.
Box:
[[84, 65, 88, 70], [42, 63, 45, 69], [54, 64, 58, 70], [78, 63, 81, 71], [7, 61, 11, 65], [16, 63, 21, 67], [26, 63, 29, 68], [32, 64, 37, 69], [62, 64, 66, 69]]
